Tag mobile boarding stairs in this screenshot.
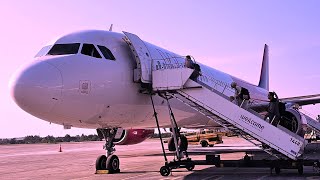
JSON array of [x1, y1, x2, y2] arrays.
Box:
[[152, 67, 313, 161]]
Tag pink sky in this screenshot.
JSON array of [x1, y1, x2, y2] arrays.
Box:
[[1, 1, 320, 138]]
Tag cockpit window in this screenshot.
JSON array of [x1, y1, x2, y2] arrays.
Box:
[[35, 45, 53, 57], [47, 43, 80, 55], [97, 45, 116, 60], [81, 44, 102, 58]]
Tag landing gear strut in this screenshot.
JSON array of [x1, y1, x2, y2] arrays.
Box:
[[151, 93, 195, 176], [96, 128, 120, 173]]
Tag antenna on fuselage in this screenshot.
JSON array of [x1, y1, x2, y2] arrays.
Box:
[[109, 24, 113, 31]]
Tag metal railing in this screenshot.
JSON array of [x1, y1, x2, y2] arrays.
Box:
[[152, 58, 235, 98]]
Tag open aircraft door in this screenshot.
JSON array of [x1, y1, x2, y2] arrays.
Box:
[[123, 31, 152, 83]]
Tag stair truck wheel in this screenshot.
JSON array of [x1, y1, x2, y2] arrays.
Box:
[[186, 162, 195, 171], [160, 166, 171, 176]]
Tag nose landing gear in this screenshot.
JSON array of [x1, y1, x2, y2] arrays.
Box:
[[95, 128, 120, 174]]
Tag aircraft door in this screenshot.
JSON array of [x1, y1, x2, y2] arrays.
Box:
[[123, 31, 152, 83]]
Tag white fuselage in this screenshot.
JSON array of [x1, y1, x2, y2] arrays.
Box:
[[11, 30, 269, 130]]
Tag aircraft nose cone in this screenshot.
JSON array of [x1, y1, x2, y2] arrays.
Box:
[[10, 61, 62, 117]]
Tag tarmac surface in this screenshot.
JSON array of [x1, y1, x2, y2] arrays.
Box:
[[1, 136, 320, 180]]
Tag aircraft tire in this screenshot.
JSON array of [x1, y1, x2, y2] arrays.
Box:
[[96, 155, 107, 170], [179, 135, 188, 151], [106, 155, 120, 173], [168, 137, 176, 151]]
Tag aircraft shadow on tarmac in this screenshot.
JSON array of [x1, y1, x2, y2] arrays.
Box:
[[183, 166, 320, 180]]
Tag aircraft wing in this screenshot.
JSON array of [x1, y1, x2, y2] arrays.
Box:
[[280, 93, 320, 106], [249, 93, 320, 114]]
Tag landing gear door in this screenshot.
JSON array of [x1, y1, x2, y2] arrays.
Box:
[[123, 31, 152, 83]]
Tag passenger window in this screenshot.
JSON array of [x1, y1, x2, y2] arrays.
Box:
[[81, 44, 102, 58], [47, 43, 80, 55], [97, 45, 116, 60]]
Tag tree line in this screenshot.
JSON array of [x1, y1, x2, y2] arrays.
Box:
[[0, 132, 174, 145], [0, 134, 100, 145]]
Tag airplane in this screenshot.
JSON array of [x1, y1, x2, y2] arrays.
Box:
[[10, 29, 320, 176]]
